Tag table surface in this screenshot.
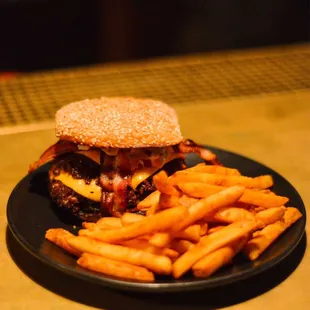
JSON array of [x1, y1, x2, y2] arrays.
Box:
[[0, 47, 309, 310]]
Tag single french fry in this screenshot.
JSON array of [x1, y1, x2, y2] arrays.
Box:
[[172, 186, 245, 232], [137, 190, 160, 210], [184, 164, 241, 176], [250, 206, 266, 213], [80, 205, 189, 243], [77, 253, 155, 282], [149, 232, 173, 248], [206, 207, 256, 224], [199, 222, 209, 236], [192, 236, 248, 277], [153, 170, 180, 196], [174, 224, 201, 242], [243, 207, 302, 260], [171, 239, 195, 254], [45, 228, 81, 257], [149, 224, 201, 247], [159, 194, 198, 210], [255, 207, 286, 226], [82, 222, 97, 230], [208, 225, 225, 234], [178, 183, 288, 208], [283, 207, 302, 225], [146, 200, 161, 216], [121, 213, 145, 226], [159, 194, 180, 209], [121, 239, 179, 259], [172, 172, 273, 189], [67, 236, 172, 275], [172, 220, 259, 278], [178, 195, 199, 207], [96, 217, 122, 228]]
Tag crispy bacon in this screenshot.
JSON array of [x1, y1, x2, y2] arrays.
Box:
[[178, 139, 221, 165], [112, 174, 131, 217], [28, 141, 79, 173]]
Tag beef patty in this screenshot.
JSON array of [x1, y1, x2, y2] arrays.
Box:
[[48, 154, 186, 222]]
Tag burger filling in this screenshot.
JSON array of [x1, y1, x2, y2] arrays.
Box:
[[30, 139, 219, 221]]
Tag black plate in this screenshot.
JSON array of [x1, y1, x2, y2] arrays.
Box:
[[7, 146, 306, 293]]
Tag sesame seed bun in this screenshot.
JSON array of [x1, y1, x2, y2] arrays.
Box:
[[55, 97, 183, 148]]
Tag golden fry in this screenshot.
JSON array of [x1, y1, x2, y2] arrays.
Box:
[[159, 194, 198, 210], [96, 217, 122, 228], [146, 201, 161, 216], [172, 220, 259, 278], [171, 239, 195, 254], [81, 205, 189, 243], [121, 239, 179, 259], [121, 213, 145, 226], [173, 172, 273, 189], [45, 228, 81, 257], [199, 222, 209, 236], [67, 236, 172, 275], [172, 186, 245, 232], [208, 225, 225, 234], [137, 190, 160, 210], [184, 164, 241, 176], [192, 236, 247, 277], [159, 194, 180, 209], [174, 224, 201, 243], [255, 207, 286, 225], [178, 195, 199, 207], [178, 183, 288, 208], [153, 171, 180, 196], [148, 232, 172, 248], [82, 222, 97, 230], [206, 207, 256, 223], [243, 207, 302, 260], [77, 253, 155, 282]]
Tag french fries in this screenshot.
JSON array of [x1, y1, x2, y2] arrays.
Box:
[[120, 239, 179, 259], [153, 171, 180, 196], [45, 228, 82, 257], [205, 207, 256, 223], [178, 183, 288, 208], [81, 205, 189, 243], [45, 162, 302, 282], [243, 207, 302, 260], [137, 190, 160, 210], [185, 163, 241, 175], [255, 207, 286, 225], [149, 232, 172, 248], [192, 236, 248, 277], [171, 171, 273, 189], [67, 236, 172, 274], [172, 220, 259, 278], [172, 185, 245, 232], [121, 213, 145, 226], [78, 253, 155, 282]]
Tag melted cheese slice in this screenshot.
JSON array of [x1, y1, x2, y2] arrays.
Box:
[[131, 153, 183, 189], [54, 172, 101, 202], [131, 168, 156, 189]]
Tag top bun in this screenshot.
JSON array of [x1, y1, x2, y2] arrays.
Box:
[[55, 97, 183, 148]]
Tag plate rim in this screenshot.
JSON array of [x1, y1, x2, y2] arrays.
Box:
[[6, 146, 307, 292]]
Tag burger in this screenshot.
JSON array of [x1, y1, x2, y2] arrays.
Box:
[[29, 97, 219, 222]]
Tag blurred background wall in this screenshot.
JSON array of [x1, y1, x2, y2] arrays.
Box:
[[0, 0, 309, 72]]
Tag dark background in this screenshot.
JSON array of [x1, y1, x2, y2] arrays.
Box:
[[0, 0, 309, 72]]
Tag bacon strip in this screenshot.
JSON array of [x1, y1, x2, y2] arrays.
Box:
[[178, 139, 220, 165], [28, 141, 78, 173]]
